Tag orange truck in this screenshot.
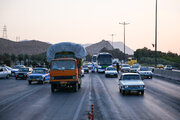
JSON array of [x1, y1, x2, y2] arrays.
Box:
[[46, 42, 86, 92]]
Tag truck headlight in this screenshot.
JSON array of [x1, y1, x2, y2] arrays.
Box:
[[72, 76, 76, 79], [51, 77, 54, 80]]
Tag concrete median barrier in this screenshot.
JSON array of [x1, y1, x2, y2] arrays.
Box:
[[153, 68, 180, 81]]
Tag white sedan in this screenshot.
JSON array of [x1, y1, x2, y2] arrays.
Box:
[[0, 67, 11, 79], [105, 67, 118, 78], [119, 73, 145, 95]]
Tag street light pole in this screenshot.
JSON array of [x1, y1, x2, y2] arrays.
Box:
[[155, 0, 158, 67], [110, 34, 115, 48], [119, 22, 130, 63]]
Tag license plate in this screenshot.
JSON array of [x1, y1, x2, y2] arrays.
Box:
[[61, 82, 67, 84], [32, 79, 36, 81], [19, 75, 23, 77]]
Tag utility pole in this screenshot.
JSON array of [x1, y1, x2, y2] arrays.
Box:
[[110, 34, 115, 48], [119, 22, 130, 63], [2, 25, 8, 39], [155, 0, 158, 68]]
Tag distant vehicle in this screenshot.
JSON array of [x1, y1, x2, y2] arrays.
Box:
[[119, 73, 145, 95], [81, 69, 84, 77], [121, 64, 130, 73], [164, 65, 172, 70], [27, 68, 49, 84], [156, 64, 164, 69], [97, 53, 113, 73], [92, 55, 97, 67], [127, 57, 137, 66], [82, 65, 89, 73], [15, 67, 33, 80], [11, 65, 25, 76], [105, 66, 118, 78], [87, 62, 93, 69], [138, 67, 153, 79], [0, 67, 11, 79], [130, 64, 141, 73]]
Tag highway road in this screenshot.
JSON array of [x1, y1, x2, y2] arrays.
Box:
[[0, 73, 180, 120]]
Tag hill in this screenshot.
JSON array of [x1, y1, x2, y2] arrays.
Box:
[[0, 38, 51, 55], [85, 40, 114, 55]]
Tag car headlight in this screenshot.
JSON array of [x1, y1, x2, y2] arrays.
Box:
[[51, 76, 54, 80], [123, 85, 128, 88], [140, 85, 145, 88]]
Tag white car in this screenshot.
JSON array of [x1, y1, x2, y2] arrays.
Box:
[[121, 64, 130, 72], [81, 69, 84, 77], [105, 67, 118, 78], [137, 67, 153, 79], [0, 67, 11, 79], [119, 73, 145, 95]]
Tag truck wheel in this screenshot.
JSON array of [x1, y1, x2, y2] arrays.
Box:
[[78, 82, 81, 89], [141, 91, 144, 95], [51, 84, 55, 92], [28, 81, 31, 85], [6, 75, 10, 79], [74, 83, 78, 92]]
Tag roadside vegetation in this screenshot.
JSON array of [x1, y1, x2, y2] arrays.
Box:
[[134, 47, 180, 69]]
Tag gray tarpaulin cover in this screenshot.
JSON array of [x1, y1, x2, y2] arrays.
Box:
[[46, 42, 87, 62]]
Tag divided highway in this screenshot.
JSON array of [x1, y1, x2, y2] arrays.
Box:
[[0, 73, 180, 120]]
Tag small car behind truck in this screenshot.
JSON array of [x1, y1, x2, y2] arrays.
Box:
[[119, 73, 145, 95], [15, 67, 33, 80], [28, 68, 50, 84]]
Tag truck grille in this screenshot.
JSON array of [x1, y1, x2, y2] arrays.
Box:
[[54, 76, 73, 80]]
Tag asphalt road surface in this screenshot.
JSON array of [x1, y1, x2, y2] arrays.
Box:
[[0, 73, 180, 120]]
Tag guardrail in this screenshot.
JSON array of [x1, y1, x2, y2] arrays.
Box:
[[153, 68, 180, 81]]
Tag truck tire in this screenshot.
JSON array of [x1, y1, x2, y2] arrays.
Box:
[[74, 83, 78, 92], [51, 84, 55, 92]]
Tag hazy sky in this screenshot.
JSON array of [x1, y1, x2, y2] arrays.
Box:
[[0, 0, 180, 54]]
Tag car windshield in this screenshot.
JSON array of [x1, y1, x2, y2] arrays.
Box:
[[122, 64, 130, 67], [19, 68, 29, 72], [132, 65, 139, 68], [123, 75, 141, 80], [33, 69, 46, 74], [107, 67, 116, 71], [140, 67, 149, 71], [51, 60, 76, 70]]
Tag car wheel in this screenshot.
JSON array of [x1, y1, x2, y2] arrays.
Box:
[[28, 81, 31, 85], [6, 74, 10, 79], [119, 88, 121, 93], [122, 90, 125, 95], [141, 91, 144, 95], [150, 76, 152, 79]]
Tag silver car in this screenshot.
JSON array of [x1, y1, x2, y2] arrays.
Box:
[[0, 67, 11, 79]]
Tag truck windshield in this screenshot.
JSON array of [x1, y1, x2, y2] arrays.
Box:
[[51, 60, 76, 70]]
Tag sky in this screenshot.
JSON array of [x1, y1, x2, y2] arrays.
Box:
[[0, 0, 180, 54]]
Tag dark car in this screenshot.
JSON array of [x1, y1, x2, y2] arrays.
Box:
[[16, 67, 33, 80]]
